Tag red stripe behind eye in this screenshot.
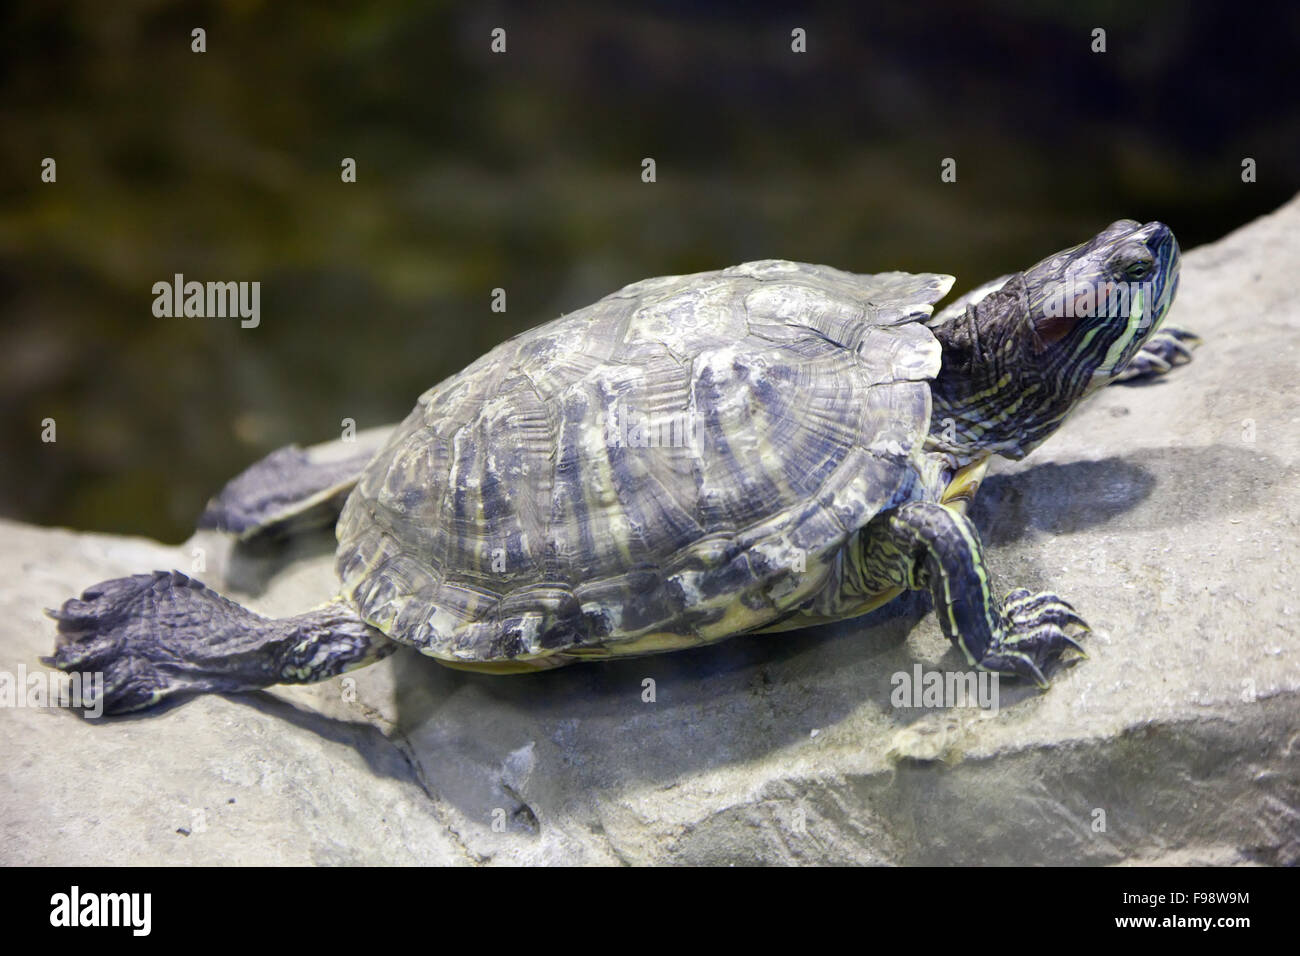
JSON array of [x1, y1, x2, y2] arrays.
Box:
[[1035, 313, 1078, 350]]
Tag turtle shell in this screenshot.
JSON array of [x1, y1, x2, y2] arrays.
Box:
[[334, 260, 954, 665]]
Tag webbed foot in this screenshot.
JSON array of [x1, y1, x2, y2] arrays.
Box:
[[44, 570, 392, 715]]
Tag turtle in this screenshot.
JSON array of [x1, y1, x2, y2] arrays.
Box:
[[45, 219, 1197, 715]]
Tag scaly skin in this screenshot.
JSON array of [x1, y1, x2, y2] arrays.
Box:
[[862, 502, 1087, 685], [44, 571, 394, 714], [870, 219, 1186, 684]]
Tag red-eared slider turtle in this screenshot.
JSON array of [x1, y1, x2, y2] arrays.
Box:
[[46, 220, 1196, 714]]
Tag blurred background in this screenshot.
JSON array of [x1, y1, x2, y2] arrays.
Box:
[[2, 0, 1298, 542]]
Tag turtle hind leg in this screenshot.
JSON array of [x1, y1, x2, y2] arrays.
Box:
[[1112, 326, 1201, 382], [199, 425, 395, 541], [44, 571, 394, 715], [864, 502, 1089, 687]]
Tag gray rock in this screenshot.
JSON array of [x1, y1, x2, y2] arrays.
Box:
[[4, 197, 1299, 865]]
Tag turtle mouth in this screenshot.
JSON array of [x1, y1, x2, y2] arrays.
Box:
[[1091, 222, 1181, 381]]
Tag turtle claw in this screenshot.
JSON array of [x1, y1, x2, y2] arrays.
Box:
[[978, 589, 1089, 686], [1157, 326, 1202, 360], [1053, 630, 1088, 659], [980, 649, 1050, 689]]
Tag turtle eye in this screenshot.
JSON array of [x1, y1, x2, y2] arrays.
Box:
[[1109, 241, 1154, 281], [1123, 258, 1153, 281]]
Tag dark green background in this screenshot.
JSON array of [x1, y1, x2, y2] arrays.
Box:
[[3, 0, 1297, 541]]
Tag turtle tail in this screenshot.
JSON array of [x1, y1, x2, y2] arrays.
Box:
[[43, 571, 395, 716]]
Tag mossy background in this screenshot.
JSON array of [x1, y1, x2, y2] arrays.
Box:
[[2, 0, 1298, 541]]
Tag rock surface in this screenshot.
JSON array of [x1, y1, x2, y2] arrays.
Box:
[[4, 197, 1299, 866]]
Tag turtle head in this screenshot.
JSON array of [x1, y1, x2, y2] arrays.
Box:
[[1021, 219, 1180, 384], [929, 220, 1180, 461]]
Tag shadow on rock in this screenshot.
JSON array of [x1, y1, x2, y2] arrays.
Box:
[[380, 587, 1007, 821], [972, 444, 1286, 546], [220, 526, 338, 596], [972, 457, 1157, 546], [228, 690, 425, 787]]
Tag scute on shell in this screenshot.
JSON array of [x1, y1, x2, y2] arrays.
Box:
[[334, 261, 954, 663]]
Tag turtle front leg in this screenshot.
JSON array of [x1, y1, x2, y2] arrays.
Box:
[[1112, 326, 1200, 382], [862, 502, 1088, 686]]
